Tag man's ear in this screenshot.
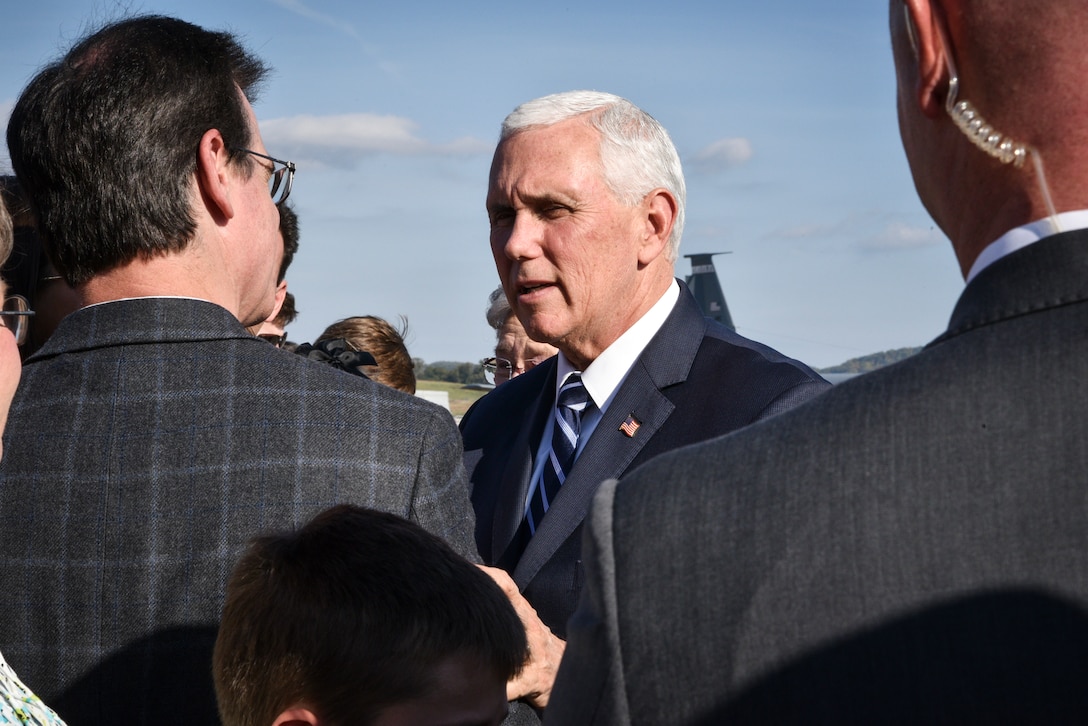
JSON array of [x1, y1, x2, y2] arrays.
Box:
[[196, 128, 236, 222], [637, 188, 677, 266], [903, 0, 955, 119], [267, 279, 288, 323], [271, 706, 320, 726]]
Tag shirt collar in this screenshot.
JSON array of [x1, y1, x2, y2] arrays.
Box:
[[967, 209, 1088, 283], [554, 280, 680, 413]]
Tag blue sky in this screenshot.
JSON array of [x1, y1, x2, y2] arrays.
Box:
[[1, 0, 964, 369]]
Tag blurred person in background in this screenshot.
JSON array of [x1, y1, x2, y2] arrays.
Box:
[[250, 202, 299, 346], [482, 286, 557, 387], [317, 315, 416, 394], [0, 176, 79, 359]]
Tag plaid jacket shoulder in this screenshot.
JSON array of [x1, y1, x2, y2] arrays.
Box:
[[0, 297, 475, 722]]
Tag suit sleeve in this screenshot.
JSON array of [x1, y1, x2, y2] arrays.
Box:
[[545, 478, 630, 725], [755, 379, 829, 422], [407, 405, 481, 562]]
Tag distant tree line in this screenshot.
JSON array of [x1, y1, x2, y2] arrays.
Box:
[[820, 347, 923, 374], [413, 359, 487, 385]]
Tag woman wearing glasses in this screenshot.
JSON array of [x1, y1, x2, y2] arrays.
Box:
[[0, 194, 65, 725]]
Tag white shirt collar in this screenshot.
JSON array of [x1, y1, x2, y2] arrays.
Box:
[[967, 209, 1088, 283], [554, 280, 680, 414], [82, 295, 214, 310]]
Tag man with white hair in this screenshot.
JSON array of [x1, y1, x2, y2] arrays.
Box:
[[461, 90, 828, 711]]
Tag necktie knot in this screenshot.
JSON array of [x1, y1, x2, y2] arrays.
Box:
[[556, 373, 590, 434]]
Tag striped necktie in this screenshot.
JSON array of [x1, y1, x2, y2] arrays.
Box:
[[526, 373, 591, 535]]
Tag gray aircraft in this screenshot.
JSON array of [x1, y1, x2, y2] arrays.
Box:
[[684, 252, 735, 330]]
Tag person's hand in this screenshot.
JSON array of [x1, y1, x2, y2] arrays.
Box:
[[479, 565, 566, 708]]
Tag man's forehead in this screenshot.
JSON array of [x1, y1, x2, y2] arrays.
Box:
[[487, 122, 603, 197]]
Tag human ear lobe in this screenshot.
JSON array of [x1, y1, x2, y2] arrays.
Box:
[[196, 128, 236, 221]]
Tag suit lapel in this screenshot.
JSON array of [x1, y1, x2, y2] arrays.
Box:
[[512, 284, 708, 587], [512, 365, 676, 587], [491, 362, 556, 566]]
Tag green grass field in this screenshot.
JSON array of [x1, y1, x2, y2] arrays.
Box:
[[415, 380, 490, 418]]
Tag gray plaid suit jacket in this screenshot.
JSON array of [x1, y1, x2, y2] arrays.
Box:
[[0, 297, 476, 725]]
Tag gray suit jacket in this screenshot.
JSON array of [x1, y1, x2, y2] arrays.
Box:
[[0, 298, 476, 725], [462, 283, 828, 638], [549, 230, 1088, 724]]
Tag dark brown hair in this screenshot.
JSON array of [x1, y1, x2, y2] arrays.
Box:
[[213, 505, 526, 726], [7, 15, 268, 285]]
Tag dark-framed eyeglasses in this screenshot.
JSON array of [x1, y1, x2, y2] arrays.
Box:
[[234, 148, 296, 205], [481, 356, 514, 386], [0, 295, 34, 346], [258, 332, 288, 348]]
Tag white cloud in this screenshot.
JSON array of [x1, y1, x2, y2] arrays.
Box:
[[690, 137, 754, 173], [259, 113, 491, 167], [863, 221, 944, 250], [267, 0, 360, 39], [774, 221, 846, 240]]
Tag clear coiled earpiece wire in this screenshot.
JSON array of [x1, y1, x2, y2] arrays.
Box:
[[907, 4, 1061, 234]]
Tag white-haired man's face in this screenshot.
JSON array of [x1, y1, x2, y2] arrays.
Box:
[[486, 118, 652, 369]]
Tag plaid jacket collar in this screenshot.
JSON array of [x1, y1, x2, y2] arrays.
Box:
[[28, 297, 254, 362]]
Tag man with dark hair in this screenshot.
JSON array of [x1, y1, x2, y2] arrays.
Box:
[[214, 505, 527, 726], [0, 15, 475, 723], [548, 0, 1088, 721]]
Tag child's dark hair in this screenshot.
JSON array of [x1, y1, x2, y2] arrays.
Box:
[[213, 504, 527, 726]]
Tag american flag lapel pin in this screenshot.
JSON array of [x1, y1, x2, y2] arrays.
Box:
[[619, 414, 641, 438]]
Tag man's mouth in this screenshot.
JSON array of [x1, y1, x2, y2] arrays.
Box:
[[517, 281, 554, 297]]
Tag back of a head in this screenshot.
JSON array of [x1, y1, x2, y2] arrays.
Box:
[[500, 90, 686, 260], [318, 316, 416, 394], [213, 505, 527, 726], [6, 15, 268, 285]]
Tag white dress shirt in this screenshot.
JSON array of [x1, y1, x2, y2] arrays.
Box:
[[523, 280, 680, 517]]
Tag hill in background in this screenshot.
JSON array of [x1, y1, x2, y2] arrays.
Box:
[[820, 347, 923, 374]]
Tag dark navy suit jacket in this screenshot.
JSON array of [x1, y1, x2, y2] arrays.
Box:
[[549, 231, 1088, 724], [460, 282, 829, 637]]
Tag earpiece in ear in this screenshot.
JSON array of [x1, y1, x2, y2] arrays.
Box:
[[935, 17, 1028, 167], [945, 78, 1028, 167], [944, 89, 1027, 167], [932, 7, 1060, 231]]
